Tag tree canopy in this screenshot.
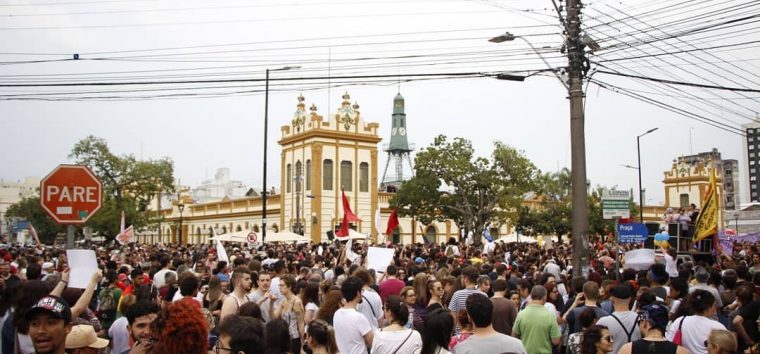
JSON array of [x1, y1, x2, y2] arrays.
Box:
[[5, 136, 175, 242], [390, 135, 541, 244]]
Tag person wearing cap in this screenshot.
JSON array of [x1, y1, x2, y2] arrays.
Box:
[[25, 295, 73, 354], [689, 267, 723, 309], [596, 285, 641, 354], [65, 325, 108, 354], [40, 262, 55, 281], [617, 304, 689, 354]]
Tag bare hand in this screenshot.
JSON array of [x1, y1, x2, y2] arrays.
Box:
[[61, 268, 71, 283], [90, 270, 103, 284], [130, 340, 153, 354]]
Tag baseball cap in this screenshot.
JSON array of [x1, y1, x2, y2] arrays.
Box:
[[609, 285, 632, 299], [695, 267, 710, 282], [66, 325, 109, 349], [25, 296, 72, 324], [414, 257, 425, 264], [41, 262, 54, 270]]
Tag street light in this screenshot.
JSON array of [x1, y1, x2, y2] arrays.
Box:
[[734, 213, 739, 233], [262, 65, 301, 243], [178, 203, 185, 244], [636, 128, 659, 222], [488, 32, 569, 90]]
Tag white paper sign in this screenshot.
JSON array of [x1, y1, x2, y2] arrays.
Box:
[[367, 247, 395, 273], [624, 248, 655, 271], [66, 250, 99, 289], [215, 240, 229, 263]]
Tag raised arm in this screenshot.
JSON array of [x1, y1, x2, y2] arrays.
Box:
[[50, 269, 70, 297], [71, 270, 103, 319]]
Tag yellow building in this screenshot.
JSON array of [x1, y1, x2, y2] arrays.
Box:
[[137, 93, 491, 245]]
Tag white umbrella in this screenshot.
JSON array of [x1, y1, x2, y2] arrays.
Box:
[[209, 232, 247, 243], [346, 229, 369, 240], [266, 231, 310, 243]]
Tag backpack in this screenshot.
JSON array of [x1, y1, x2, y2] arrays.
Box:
[[98, 287, 117, 322]]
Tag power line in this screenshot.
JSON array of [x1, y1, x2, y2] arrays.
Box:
[[595, 70, 760, 93], [590, 78, 746, 136]]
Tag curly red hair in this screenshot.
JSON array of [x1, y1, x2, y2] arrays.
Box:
[[152, 299, 209, 354]]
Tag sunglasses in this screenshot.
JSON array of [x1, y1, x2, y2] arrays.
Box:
[[603, 336, 614, 342]]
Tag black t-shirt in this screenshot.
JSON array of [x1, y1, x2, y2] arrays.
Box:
[[740, 300, 760, 348]]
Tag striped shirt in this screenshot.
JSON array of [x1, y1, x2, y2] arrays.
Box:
[[448, 288, 486, 332]]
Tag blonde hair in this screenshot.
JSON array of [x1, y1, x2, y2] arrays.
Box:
[[708, 329, 737, 354]]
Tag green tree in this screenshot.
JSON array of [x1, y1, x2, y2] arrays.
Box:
[[69, 135, 175, 239], [390, 135, 540, 244], [5, 196, 64, 243]]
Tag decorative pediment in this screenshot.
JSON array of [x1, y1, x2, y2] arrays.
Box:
[[335, 92, 360, 131], [292, 93, 307, 132]]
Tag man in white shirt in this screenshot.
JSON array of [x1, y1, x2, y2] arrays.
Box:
[[596, 285, 641, 354], [248, 272, 278, 322], [152, 255, 176, 289], [334, 276, 373, 354], [269, 260, 286, 301], [355, 269, 382, 330]]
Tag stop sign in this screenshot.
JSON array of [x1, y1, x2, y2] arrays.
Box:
[[40, 165, 102, 224]]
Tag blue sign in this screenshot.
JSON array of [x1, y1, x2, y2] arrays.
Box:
[[11, 220, 29, 233], [617, 223, 648, 244]]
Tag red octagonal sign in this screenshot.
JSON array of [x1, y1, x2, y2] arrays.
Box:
[[40, 165, 102, 224]]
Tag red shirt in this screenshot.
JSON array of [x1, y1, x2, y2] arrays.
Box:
[[378, 278, 405, 304]]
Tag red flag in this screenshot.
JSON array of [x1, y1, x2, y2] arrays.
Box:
[[336, 212, 349, 237], [385, 208, 399, 235], [341, 190, 362, 222]]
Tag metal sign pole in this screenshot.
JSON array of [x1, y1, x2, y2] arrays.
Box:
[[66, 225, 74, 249]]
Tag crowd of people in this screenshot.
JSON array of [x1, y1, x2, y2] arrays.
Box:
[[0, 233, 759, 354]]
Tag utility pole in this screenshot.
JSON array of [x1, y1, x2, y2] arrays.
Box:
[[566, 0, 590, 277]]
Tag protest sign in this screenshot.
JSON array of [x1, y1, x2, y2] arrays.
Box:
[[367, 247, 395, 273], [65, 249, 99, 289]]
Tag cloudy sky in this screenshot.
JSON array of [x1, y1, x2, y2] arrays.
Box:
[[1, 0, 758, 207]]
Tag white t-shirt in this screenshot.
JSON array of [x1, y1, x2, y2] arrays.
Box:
[[152, 268, 176, 289], [334, 307, 372, 354], [370, 328, 422, 354], [358, 287, 383, 330], [596, 311, 641, 354], [666, 315, 726, 354], [108, 316, 130, 354], [663, 253, 679, 278], [270, 276, 282, 301]]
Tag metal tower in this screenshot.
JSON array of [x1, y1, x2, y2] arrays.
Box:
[[381, 92, 414, 190]]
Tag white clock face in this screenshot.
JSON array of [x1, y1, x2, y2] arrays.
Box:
[[399, 127, 406, 135], [392, 127, 397, 135]]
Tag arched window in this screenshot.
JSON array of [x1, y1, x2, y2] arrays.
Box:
[[306, 160, 312, 191], [196, 227, 201, 235], [295, 160, 303, 193], [425, 225, 437, 244], [222, 226, 227, 234], [359, 162, 369, 192], [236, 225, 242, 232], [253, 224, 260, 233], [286, 164, 292, 193], [272, 223, 279, 232], [341, 161, 353, 191], [323, 159, 333, 190]]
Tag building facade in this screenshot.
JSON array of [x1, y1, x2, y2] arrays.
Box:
[[137, 93, 512, 246], [743, 122, 760, 204], [0, 177, 39, 236]]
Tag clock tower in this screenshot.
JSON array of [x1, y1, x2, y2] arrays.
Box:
[[381, 92, 415, 190]]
